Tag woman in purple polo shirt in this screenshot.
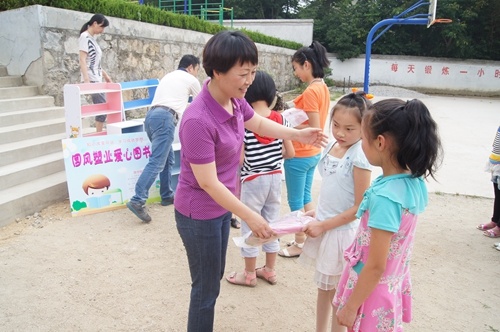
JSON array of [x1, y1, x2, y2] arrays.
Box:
[[174, 30, 327, 332]]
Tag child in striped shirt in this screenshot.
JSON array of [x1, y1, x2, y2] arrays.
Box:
[[226, 71, 295, 287]]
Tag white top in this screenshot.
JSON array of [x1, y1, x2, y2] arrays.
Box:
[[79, 31, 103, 82], [316, 140, 372, 230], [151, 69, 201, 115], [299, 139, 372, 286]]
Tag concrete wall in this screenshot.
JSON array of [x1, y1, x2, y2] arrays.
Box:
[[329, 54, 500, 96], [223, 19, 314, 46], [0, 5, 297, 106]]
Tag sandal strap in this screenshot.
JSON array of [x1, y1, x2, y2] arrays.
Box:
[[286, 240, 304, 249]]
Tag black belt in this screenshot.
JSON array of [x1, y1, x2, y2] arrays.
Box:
[[151, 105, 179, 122]]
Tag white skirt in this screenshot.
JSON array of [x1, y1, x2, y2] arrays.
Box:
[[299, 225, 358, 291]]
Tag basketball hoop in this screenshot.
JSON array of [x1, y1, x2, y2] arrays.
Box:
[[433, 18, 452, 24]]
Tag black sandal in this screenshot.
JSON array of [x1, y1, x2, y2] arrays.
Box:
[[230, 218, 241, 229]]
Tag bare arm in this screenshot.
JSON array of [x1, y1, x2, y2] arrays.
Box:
[[336, 228, 393, 329], [245, 113, 327, 148], [304, 167, 371, 237], [102, 70, 112, 83], [191, 162, 274, 238], [79, 51, 90, 83], [294, 111, 320, 130]]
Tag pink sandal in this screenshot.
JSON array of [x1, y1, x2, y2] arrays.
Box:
[[225, 270, 257, 287], [483, 228, 500, 238], [256, 266, 277, 285], [477, 222, 496, 231]]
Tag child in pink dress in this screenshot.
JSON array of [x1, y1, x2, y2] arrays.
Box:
[[333, 98, 443, 331]]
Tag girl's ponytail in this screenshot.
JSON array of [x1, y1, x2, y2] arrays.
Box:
[[292, 41, 330, 78], [80, 21, 90, 34], [310, 41, 330, 71], [401, 99, 442, 179]]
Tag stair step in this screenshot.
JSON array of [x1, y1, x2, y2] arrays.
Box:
[[0, 86, 39, 99], [0, 133, 65, 167], [0, 106, 64, 127], [0, 118, 66, 143], [0, 75, 22, 88], [0, 152, 65, 190], [0, 171, 68, 227], [0, 95, 56, 112]]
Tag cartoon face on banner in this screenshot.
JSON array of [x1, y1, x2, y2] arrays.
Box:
[[62, 132, 160, 217]]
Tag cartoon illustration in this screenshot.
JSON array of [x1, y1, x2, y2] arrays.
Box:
[[82, 174, 111, 208], [69, 125, 80, 138]]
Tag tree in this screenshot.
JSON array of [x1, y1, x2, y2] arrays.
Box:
[[298, 0, 500, 61], [224, 0, 300, 19]]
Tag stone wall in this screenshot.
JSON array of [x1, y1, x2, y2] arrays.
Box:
[[0, 5, 298, 107]]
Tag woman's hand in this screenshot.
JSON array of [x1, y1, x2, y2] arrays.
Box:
[[294, 128, 328, 148], [303, 220, 324, 238], [246, 215, 275, 239]]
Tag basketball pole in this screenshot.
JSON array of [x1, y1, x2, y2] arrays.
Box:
[[363, 0, 437, 93]]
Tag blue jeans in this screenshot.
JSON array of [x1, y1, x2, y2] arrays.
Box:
[[283, 154, 321, 211], [130, 106, 177, 204], [175, 209, 231, 332]]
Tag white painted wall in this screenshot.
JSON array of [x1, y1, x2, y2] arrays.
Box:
[[0, 6, 43, 77], [329, 54, 500, 95], [223, 19, 314, 46]]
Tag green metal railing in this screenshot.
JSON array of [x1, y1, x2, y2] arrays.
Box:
[[158, 0, 233, 27]]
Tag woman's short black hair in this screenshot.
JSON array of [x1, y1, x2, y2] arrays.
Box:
[[202, 30, 258, 78], [245, 71, 276, 107]]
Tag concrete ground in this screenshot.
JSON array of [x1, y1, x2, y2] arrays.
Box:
[[1, 91, 499, 332]]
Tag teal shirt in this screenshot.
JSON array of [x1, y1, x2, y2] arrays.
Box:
[[356, 174, 428, 232]]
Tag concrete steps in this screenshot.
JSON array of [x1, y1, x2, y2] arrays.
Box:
[[0, 66, 68, 227], [0, 106, 64, 126]]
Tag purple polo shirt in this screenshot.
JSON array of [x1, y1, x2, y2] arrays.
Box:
[[174, 79, 255, 220]]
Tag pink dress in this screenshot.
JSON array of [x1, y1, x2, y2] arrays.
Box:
[[333, 174, 427, 331]]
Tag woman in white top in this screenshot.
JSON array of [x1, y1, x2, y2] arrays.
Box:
[[79, 13, 111, 132]]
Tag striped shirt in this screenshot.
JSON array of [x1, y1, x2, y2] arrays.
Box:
[[79, 31, 103, 82], [241, 111, 290, 182]]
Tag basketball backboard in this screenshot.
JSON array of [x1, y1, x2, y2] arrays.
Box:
[[427, 0, 437, 27]]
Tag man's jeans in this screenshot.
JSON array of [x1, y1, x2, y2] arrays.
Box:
[[130, 106, 177, 204], [175, 209, 231, 332]]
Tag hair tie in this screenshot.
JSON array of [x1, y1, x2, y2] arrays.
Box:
[[350, 88, 374, 99]]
